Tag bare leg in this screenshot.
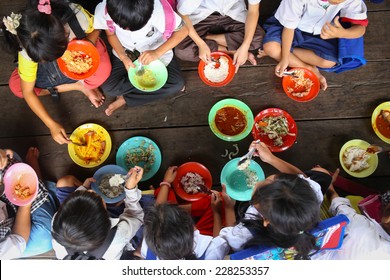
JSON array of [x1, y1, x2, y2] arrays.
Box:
[[24, 147, 42, 180], [105, 96, 126, 116], [56, 175, 83, 188], [293, 48, 336, 69], [55, 81, 105, 108], [205, 34, 228, 48]]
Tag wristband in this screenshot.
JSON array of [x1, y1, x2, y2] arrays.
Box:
[[159, 181, 171, 188]]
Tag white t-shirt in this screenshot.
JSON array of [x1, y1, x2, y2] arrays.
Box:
[[275, 0, 367, 35], [177, 0, 261, 25], [94, 0, 183, 65]]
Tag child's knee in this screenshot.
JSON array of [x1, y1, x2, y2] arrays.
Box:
[[263, 42, 280, 58], [56, 175, 81, 188], [311, 166, 331, 175]]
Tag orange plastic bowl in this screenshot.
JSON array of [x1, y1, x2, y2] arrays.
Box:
[[4, 163, 38, 206], [282, 67, 320, 102], [252, 108, 298, 152], [57, 39, 100, 80], [198, 52, 235, 87], [173, 162, 213, 202]]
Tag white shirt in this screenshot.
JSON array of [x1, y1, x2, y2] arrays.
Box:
[[312, 197, 390, 260], [94, 0, 183, 65], [52, 187, 144, 260], [177, 0, 261, 25], [275, 0, 367, 35], [140, 229, 230, 260]]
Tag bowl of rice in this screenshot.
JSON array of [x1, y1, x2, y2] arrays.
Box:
[[221, 158, 265, 201], [128, 59, 168, 92], [198, 52, 235, 87], [57, 39, 100, 80], [282, 67, 320, 102], [173, 162, 213, 202]]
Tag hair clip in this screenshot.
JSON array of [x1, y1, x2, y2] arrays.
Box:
[[38, 0, 52, 15], [3, 12, 22, 35]]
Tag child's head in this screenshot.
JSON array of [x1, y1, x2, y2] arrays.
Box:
[[243, 173, 320, 259], [143, 203, 197, 260], [51, 190, 111, 252], [106, 0, 154, 31]]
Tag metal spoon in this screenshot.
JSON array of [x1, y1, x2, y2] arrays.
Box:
[[366, 144, 390, 154], [196, 184, 212, 195], [283, 71, 299, 78], [135, 61, 145, 76]]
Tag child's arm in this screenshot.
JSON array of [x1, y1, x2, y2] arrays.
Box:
[[21, 81, 69, 144], [275, 27, 295, 77], [211, 190, 223, 237], [155, 166, 177, 205], [233, 2, 260, 71], [139, 22, 189, 65], [179, 14, 211, 63], [251, 141, 304, 175], [85, 29, 101, 45], [12, 204, 32, 243], [221, 184, 236, 227], [321, 16, 366, 40], [105, 30, 135, 71]]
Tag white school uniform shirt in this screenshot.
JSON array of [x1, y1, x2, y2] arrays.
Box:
[[220, 176, 323, 251], [141, 229, 230, 260], [312, 197, 390, 260], [52, 186, 144, 260], [94, 0, 183, 65], [177, 0, 261, 25], [275, 0, 367, 35]]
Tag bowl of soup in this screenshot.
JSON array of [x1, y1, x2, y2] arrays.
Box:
[[371, 101, 390, 144], [208, 99, 254, 141]]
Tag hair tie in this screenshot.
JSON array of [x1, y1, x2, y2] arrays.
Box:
[[38, 0, 52, 15], [3, 12, 22, 35]]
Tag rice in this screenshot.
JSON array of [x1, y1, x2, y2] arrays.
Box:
[[99, 174, 124, 198], [61, 50, 93, 74], [180, 172, 205, 194], [342, 146, 370, 172], [204, 56, 229, 83]]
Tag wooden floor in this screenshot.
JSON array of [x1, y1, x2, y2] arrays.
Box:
[[1, 0, 389, 199]]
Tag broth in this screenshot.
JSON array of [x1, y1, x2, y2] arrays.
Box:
[[376, 114, 390, 138], [215, 106, 247, 136]]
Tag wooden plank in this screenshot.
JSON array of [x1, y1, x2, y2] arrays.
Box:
[[0, 118, 388, 192]]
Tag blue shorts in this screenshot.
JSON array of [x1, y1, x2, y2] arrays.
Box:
[[263, 16, 339, 64]]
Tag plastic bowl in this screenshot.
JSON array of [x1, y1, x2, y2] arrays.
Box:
[[371, 101, 390, 144], [128, 59, 168, 92], [4, 163, 38, 206], [173, 162, 213, 202], [68, 123, 112, 168], [251, 108, 298, 152], [208, 98, 254, 142], [57, 39, 100, 80], [220, 158, 265, 201], [198, 52, 235, 87], [339, 139, 378, 178], [282, 67, 320, 102], [116, 136, 162, 182], [91, 164, 128, 204]]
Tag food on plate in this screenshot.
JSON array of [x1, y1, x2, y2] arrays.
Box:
[[180, 172, 205, 194], [75, 130, 106, 164], [375, 110, 390, 138], [124, 140, 155, 173], [61, 50, 93, 74], [204, 56, 229, 83], [14, 183, 32, 200], [98, 174, 124, 198], [342, 146, 370, 172], [255, 115, 295, 146], [243, 168, 258, 188], [286, 69, 314, 98], [134, 69, 157, 89], [237, 159, 250, 171], [215, 106, 247, 136]]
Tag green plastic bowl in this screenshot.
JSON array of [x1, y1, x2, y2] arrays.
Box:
[[128, 59, 168, 92], [208, 98, 254, 141], [220, 158, 265, 201]]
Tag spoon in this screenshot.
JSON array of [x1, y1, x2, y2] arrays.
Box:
[[69, 140, 86, 146], [283, 71, 299, 78], [196, 184, 212, 195], [135, 61, 145, 76], [237, 140, 260, 168], [366, 144, 390, 154]]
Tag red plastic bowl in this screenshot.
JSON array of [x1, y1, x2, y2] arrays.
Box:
[[57, 39, 100, 80], [4, 163, 38, 206], [282, 67, 320, 102], [198, 52, 235, 87], [173, 162, 213, 202], [251, 108, 298, 152]]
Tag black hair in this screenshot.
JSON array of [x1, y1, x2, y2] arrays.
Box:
[[51, 191, 111, 252], [106, 0, 154, 31], [143, 203, 197, 260], [242, 173, 320, 260]]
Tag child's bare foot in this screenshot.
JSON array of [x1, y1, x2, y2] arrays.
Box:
[[310, 67, 328, 91], [25, 147, 42, 179], [257, 48, 268, 59], [82, 88, 105, 108], [105, 96, 126, 116], [248, 52, 257, 65]]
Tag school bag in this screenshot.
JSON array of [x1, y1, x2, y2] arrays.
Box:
[[62, 226, 118, 260]]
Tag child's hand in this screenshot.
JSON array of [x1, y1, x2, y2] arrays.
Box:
[[163, 166, 178, 184], [126, 166, 143, 190], [221, 184, 235, 209], [251, 141, 274, 163], [198, 43, 211, 64], [275, 59, 289, 78], [320, 16, 345, 40], [139, 50, 159, 65], [233, 45, 249, 73], [123, 57, 135, 71], [50, 122, 70, 145], [82, 177, 96, 189], [210, 190, 222, 213]]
